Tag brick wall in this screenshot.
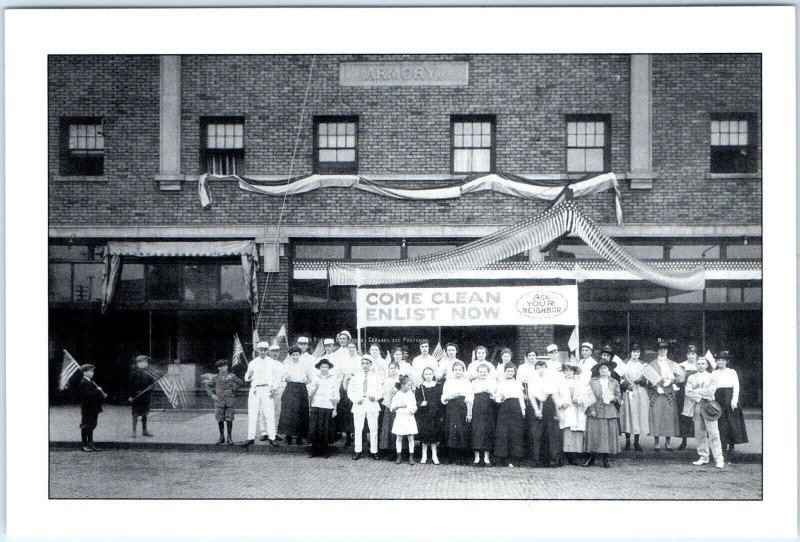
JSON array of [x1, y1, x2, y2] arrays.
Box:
[[48, 54, 760, 229], [516, 325, 555, 353], [253, 256, 290, 357]]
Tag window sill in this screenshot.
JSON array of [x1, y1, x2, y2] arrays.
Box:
[[51, 175, 108, 183], [706, 172, 762, 180]]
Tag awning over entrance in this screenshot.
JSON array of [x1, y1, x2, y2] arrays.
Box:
[[101, 240, 259, 314]]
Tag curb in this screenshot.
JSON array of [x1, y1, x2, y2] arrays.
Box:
[[48, 441, 762, 463]]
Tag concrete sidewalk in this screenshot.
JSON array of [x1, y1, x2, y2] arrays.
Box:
[[49, 404, 763, 461]]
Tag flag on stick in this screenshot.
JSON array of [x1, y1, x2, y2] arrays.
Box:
[[272, 325, 288, 349], [58, 350, 82, 391], [432, 342, 445, 361], [704, 350, 718, 369], [232, 334, 247, 368], [156, 372, 189, 409], [568, 327, 580, 357], [312, 340, 325, 359]]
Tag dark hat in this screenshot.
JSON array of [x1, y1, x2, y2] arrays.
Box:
[[562, 360, 582, 374], [591, 358, 617, 377], [601, 345, 614, 356], [288, 346, 301, 355], [394, 374, 411, 389], [215, 359, 229, 368], [701, 400, 723, 421], [315, 358, 333, 369], [657, 338, 669, 348], [80, 364, 95, 372], [629, 343, 642, 352], [134, 355, 150, 363], [687, 344, 698, 353], [717, 350, 731, 360]]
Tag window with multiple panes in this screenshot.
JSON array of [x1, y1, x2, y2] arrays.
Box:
[[48, 244, 105, 303], [451, 116, 494, 174], [201, 117, 245, 175], [314, 116, 358, 174], [566, 115, 610, 173], [60, 118, 104, 175], [710, 114, 757, 173]]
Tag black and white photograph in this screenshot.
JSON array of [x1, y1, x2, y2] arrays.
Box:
[[5, 5, 796, 539]]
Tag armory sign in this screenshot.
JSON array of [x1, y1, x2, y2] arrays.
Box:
[[340, 61, 469, 86], [356, 286, 578, 328]]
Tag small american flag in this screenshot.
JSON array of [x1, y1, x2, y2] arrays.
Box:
[[156, 372, 189, 409], [58, 350, 82, 391], [567, 327, 580, 356], [232, 334, 246, 368], [432, 342, 445, 361]]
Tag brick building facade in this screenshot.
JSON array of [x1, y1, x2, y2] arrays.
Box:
[[48, 54, 762, 405]]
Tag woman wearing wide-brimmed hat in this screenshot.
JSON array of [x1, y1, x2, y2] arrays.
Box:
[[583, 359, 622, 468], [619, 343, 649, 451], [710, 351, 748, 454], [644, 339, 684, 451]]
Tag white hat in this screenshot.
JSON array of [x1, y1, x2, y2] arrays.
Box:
[[268, 344, 280, 351], [360, 354, 374, 364], [297, 336, 309, 343], [323, 338, 335, 346], [546, 344, 558, 353], [581, 342, 594, 350], [337, 330, 352, 340], [256, 341, 270, 349]]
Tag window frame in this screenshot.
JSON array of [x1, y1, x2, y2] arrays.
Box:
[[59, 117, 105, 176], [200, 116, 245, 176], [564, 114, 611, 174], [450, 114, 496, 175], [313, 115, 359, 175], [709, 113, 758, 174]]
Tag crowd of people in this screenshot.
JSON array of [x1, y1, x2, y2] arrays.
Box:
[[78, 330, 749, 470]]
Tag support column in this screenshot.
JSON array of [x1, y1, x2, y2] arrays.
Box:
[[156, 55, 183, 191], [629, 54, 656, 190]]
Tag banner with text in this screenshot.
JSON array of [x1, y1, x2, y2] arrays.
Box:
[[357, 286, 579, 328]]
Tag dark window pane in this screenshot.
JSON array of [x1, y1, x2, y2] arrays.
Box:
[[743, 287, 762, 303], [669, 244, 721, 259], [183, 264, 218, 303], [118, 263, 145, 301], [292, 280, 328, 303], [407, 245, 458, 258], [350, 245, 401, 260], [49, 264, 72, 302], [726, 244, 762, 259], [146, 264, 182, 301], [705, 287, 741, 303], [294, 244, 346, 259], [220, 264, 248, 301], [49, 245, 89, 261], [629, 287, 667, 304], [329, 286, 356, 302], [72, 263, 104, 303]]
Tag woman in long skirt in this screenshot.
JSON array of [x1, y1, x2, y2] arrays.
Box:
[[619, 343, 649, 451], [307, 358, 338, 458], [711, 351, 748, 454], [334, 340, 359, 447], [441, 360, 474, 465], [645, 339, 681, 450], [584, 359, 622, 468], [556, 361, 592, 464], [379, 361, 400, 459], [526, 359, 562, 468], [470, 364, 496, 466], [278, 346, 312, 445], [415, 367, 443, 464], [493, 363, 526, 468]]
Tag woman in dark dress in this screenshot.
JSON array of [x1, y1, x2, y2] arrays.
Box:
[[441, 360, 474, 465], [415, 367, 443, 464], [470, 363, 497, 466], [711, 351, 748, 454]]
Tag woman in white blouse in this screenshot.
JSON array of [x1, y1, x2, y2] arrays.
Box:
[[470, 364, 497, 466], [556, 360, 593, 465], [493, 363, 526, 468], [441, 360, 474, 465], [619, 343, 649, 451], [710, 351, 748, 454]]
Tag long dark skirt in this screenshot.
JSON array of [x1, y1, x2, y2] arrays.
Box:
[[335, 386, 354, 433], [584, 417, 621, 454], [648, 388, 680, 437], [308, 407, 336, 448], [528, 395, 562, 464], [715, 387, 748, 446], [471, 392, 496, 451], [445, 397, 471, 449], [278, 382, 310, 436], [378, 404, 396, 450], [415, 384, 444, 444], [494, 398, 525, 460]]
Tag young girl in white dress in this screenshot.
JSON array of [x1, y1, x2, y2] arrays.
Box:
[[391, 374, 419, 465]]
